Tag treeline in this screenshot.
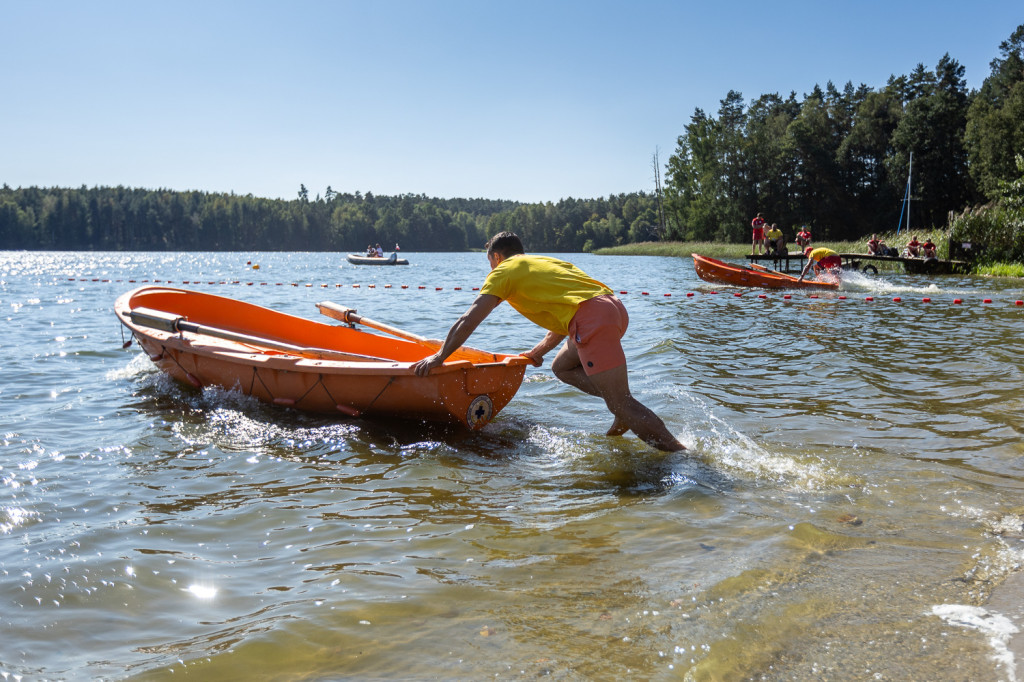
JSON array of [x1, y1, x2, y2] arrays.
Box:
[[664, 24, 1024, 244], [0, 184, 665, 253]]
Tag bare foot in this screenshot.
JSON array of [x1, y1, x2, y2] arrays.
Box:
[[606, 417, 629, 437]]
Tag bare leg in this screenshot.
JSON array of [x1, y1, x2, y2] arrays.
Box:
[[550, 343, 684, 452]]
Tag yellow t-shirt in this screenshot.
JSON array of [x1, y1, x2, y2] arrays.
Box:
[[808, 247, 838, 262], [479, 254, 612, 335], [765, 228, 783, 241]]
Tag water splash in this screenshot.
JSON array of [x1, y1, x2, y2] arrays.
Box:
[[931, 604, 1019, 682]]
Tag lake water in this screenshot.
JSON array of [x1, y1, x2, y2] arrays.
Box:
[[2, 250, 1023, 680]]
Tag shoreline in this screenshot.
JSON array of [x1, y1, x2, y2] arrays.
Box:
[[987, 571, 1024, 664]]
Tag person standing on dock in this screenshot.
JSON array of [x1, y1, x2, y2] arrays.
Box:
[[412, 231, 685, 452], [751, 213, 766, 255], [799, 246, 842, 281]]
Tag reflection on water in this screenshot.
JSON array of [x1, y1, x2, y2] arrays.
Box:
[[1, 251, 1024, 679]]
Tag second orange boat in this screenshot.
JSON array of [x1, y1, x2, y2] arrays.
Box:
[[692, 253, 839, 290]]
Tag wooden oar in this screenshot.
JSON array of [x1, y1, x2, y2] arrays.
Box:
[[749, 261, 802, 282], [125, 307, 385, 362], [316, 301, 441, 350]]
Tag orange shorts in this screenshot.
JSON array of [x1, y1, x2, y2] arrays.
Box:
[[568, 294, 629, 376]]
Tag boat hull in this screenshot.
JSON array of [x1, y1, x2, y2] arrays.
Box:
[[346, 254, 409, 265], [114, 287, 528, 429], [692, 253, 839, 290]]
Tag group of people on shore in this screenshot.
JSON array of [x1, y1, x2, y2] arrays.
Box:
[[866, 234, 936, 259], [750, 213, 811, 257], [751, 213, 833, 280]]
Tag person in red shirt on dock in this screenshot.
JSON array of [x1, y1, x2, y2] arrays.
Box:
[[922, 237, 937, 259], [867, 234, 882, 255], [796, 226, 812, 249], [905, 236, 922, 258], [751, 213, 766, 255]]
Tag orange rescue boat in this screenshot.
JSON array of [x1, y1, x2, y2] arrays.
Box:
[[692, 253, 839, 290], [114, 286, 529, 429]]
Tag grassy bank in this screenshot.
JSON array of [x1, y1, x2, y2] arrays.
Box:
[[593, 240, 862, 258], [976, 263, 1024, 277]]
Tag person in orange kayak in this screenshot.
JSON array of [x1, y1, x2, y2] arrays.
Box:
[[412, 231, 685, 452], [799, 246, 842, 281]]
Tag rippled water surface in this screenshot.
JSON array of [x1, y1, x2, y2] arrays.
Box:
[[2, 251, 1024, 680]]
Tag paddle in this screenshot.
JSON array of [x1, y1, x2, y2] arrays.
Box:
[[125, 307, 385, 362], [316, 301, 441, 351]]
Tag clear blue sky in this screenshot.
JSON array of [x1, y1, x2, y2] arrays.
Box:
[[3, 1, 1020, 203]]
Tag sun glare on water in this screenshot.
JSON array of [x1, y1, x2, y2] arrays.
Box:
[[186, 584, 218, 600]]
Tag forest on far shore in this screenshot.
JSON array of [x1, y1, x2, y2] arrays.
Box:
[[2, 25, 1022, 256]]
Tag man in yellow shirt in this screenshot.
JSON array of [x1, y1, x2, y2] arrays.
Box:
[[799, 246, 842, 281], [412, 232, 685, 452], [764, 224, 784, 256]]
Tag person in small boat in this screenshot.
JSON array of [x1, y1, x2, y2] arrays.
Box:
[[751, 213, 766, 255], [922, 237, 937, 259], [375, 243, 384, 258], [799, 246, 842, 281], [796, 227, 812, 249], [366, 244, 375, 257], [905, 236, 922, 258], [412, 231, 685, 452], [765, 224, 785, 256]]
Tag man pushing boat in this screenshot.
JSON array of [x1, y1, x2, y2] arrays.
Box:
[[412, 232, 685, 452]]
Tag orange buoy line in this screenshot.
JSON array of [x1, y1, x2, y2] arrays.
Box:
[[65, 278, 1024, 306]]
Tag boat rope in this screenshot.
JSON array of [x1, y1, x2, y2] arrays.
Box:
[[248, 366, 279, 402], [311, 374, 360, 415], [159, 345, 201, 387], [363, 376, 395, 412]]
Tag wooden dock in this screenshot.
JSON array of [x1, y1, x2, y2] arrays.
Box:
[[746, 252, 968, 275]]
